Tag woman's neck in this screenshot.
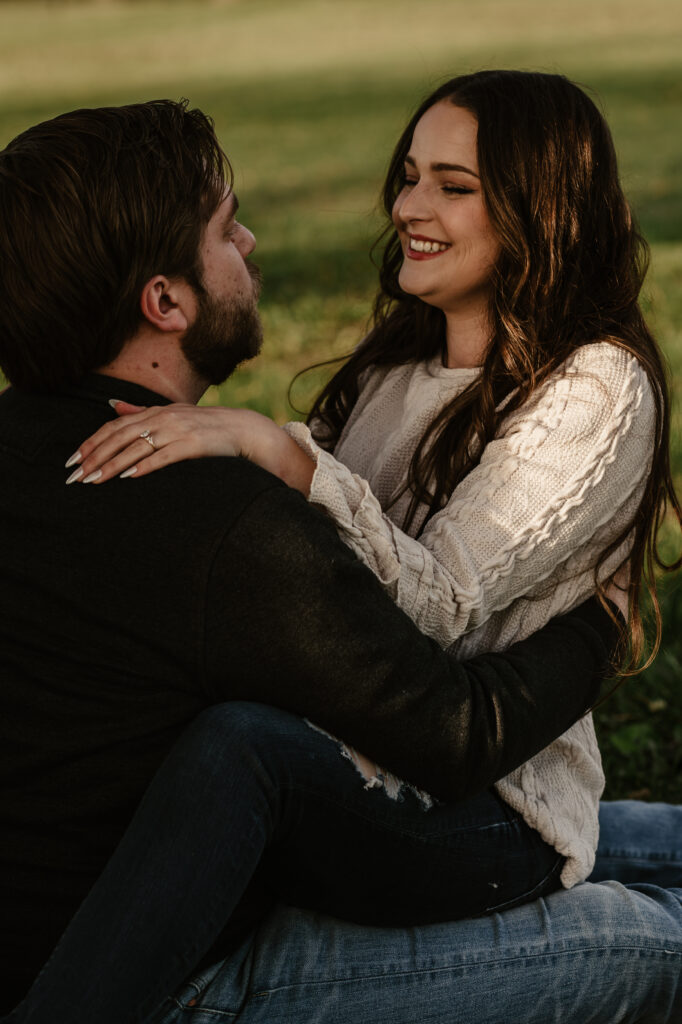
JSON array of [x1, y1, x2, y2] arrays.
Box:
[[443, 308, 490, 369]]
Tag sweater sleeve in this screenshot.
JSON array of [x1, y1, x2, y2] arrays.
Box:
[[203, 480, 618, 802], [285, 343, 655, 649]]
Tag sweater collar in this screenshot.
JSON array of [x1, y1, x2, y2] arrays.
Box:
[[62, 373, 175, 410]]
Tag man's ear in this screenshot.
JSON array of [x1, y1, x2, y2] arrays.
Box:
[[139, 276, 196, 333]]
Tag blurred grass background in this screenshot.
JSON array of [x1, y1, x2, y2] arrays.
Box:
[[1, 0, 680, 800]]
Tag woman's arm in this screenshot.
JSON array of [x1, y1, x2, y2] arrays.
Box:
[[70, 344, 653, 652], [285, 343, 654, 650]]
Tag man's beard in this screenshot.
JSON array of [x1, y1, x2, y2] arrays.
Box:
[[180, 264, 264, 386]]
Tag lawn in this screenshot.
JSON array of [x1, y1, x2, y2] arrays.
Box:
[[1, 0, 680, 800]]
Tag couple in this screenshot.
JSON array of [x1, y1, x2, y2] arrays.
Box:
[[0, 72, 681, 1023]]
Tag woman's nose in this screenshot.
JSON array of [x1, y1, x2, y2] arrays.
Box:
[[394, 183, 432, 225]]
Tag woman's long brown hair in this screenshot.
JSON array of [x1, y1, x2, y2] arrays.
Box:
[[308, 70, 681, 672]]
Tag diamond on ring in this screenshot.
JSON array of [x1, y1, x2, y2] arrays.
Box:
[[139, 429, 156, 450]]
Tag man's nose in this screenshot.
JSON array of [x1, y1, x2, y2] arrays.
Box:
[[237, 223, 257, 256]]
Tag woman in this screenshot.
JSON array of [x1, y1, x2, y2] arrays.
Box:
[[44, 70, 679, 1019]]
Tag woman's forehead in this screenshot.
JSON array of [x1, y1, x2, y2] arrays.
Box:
[[409, 103, 479, 173]]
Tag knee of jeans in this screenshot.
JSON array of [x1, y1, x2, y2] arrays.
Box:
[[182, 702, 298, 762]]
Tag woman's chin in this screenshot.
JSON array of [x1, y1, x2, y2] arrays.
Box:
[[398, 270, 433, 302], [398, 277, 445, 313]]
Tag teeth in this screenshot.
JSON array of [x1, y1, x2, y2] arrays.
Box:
[[410, 239, 448, 253]]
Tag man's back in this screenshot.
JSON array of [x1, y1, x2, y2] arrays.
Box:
[[0, 375, 617, 1010], [0, 375, 294, 999], [0, 374, 511, 1002]]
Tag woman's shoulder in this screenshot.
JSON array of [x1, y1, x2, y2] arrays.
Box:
[[559, 341, 655, 422], [560, 340, 650, 392], [531, 341, 653, 413], [500, 341, 655, 446]]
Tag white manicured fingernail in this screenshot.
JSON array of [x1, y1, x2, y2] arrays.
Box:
[[108, 399, 123, 409], [82, 470, 103, 484], [65, 467, 84, 484], [65, 450, 82, 468], [120, 467, 137, 479]]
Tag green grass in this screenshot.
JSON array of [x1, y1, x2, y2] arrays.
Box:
[[1, 0, 681, 800]]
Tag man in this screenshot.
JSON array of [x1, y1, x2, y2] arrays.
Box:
[[0, 100, 679, 1022]]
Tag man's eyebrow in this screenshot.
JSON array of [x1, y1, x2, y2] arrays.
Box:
[[405, 154, 480, 179], [223, 193, 240, 225]]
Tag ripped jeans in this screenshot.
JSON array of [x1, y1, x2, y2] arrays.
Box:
[[7, 702, 563, 1024]]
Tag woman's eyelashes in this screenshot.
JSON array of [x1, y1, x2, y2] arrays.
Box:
[[441, 184, 475, 196], [401, 176, 474, 196]]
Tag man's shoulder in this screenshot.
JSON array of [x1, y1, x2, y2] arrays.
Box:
[[0, 383, 334, 556], [124, 455, 296, 536]]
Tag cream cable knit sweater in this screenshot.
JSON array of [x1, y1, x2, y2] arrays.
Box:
[[285, 341, 656, 887]]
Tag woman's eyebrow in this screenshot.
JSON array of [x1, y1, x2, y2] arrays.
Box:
[[405, 154, 480, 178]]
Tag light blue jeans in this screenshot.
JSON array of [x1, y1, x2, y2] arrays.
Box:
[[158, 801, 682, 1024]]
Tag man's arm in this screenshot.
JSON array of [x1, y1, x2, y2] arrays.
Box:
[[204, 483, 618, 802]]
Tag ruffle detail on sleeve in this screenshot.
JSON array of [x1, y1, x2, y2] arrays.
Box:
[[284, 420, 403, 592]]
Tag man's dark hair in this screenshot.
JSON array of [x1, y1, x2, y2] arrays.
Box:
[[0, 99, 232, 392]]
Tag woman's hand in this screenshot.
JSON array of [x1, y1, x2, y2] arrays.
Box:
[[65, 400, 315, 496]]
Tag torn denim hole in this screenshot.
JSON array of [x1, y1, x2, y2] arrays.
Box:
[[305, 720, 434, 809]]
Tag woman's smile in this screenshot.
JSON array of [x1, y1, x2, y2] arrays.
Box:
[[407, 233, 451, 257]]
